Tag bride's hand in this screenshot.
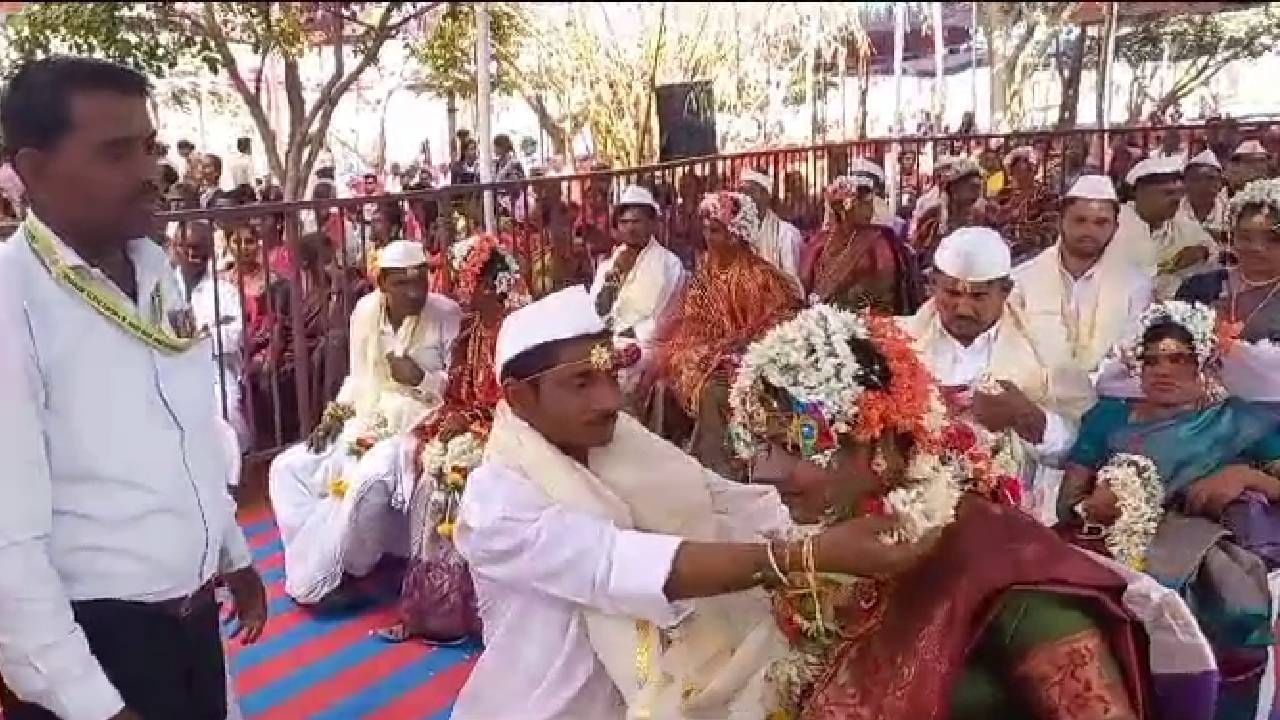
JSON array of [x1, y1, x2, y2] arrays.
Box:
[[1185, 465, 1254, 518], [1080, 485, 1120, 526]]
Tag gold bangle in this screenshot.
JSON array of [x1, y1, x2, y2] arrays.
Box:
[[765, 541, 790, 587]]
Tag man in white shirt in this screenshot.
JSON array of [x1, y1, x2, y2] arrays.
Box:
[[589, 185, 685, 395], [0, 57, 265, 720], [901, 227, 1094, 523], [1013, 175, 1154, 372], [739, 169, 803, 287], [228, 136, 254, 195], [268, 241, 461, 605], [171, 220, 249, 449], [1178, 149, 1228, 242], [451, 286, 935, 720], [1116, 155, 1216, 298]]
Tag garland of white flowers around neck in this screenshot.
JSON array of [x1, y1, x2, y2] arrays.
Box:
[[1096, 453, 1164, 571]]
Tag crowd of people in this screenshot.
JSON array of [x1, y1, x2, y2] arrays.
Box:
[[6, 54, 1280, 720]]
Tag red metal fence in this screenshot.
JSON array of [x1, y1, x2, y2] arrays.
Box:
[[161, 121, 1277, 458]]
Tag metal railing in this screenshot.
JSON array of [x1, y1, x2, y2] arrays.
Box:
[[160, 120, 1277, 459]]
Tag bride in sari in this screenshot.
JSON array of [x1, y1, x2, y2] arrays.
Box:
[[1061, 300, 1280, 720], [729, 305, 1215, 720], [375, 234, 530, 643]]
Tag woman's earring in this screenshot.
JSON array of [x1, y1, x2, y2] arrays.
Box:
[[871, 447, 888, 477]]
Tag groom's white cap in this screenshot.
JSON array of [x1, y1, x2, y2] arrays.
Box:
[[933, 227, 1011, 282], [495, 285, 606, 381]]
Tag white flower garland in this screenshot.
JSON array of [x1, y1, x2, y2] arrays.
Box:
[[1121, 300, 1218, 369], [421, 431, 485, 479], [1097, 453, 1164, 570], [881, 451, 962, 543], [698, 191, 760, 243], [727, 304, 871, 468], [1228, 177, 1280, 229]]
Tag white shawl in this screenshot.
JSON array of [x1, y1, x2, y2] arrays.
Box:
[[483, 402, 785, 719]]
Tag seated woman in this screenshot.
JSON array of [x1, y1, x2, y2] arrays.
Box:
[[654, 191, 801, 478], [376, 233, 529, 644], [1061, 300, 1280, 720], [728, 304, 1216, 720], [990, 147, 1060, 264], [910, 158, 993, 270], [800, 175, 919, 314]]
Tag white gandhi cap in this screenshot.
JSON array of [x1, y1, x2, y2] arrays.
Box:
[[1124, 155, 1184, 186], [1187, 149, 1222, 171], [376, 240, 428, 269], [494, 285, 607, 382], [1233, 139, 1269, 158], [933, 226, 1011, 283], [739, 169, 772, 190], [1065, 174, 1119, 202], [617, 184, 660, 212]]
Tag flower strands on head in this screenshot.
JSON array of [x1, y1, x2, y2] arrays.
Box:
[[698, 190, 760, 244], [1096, 454, 1164, 571], [1120, 301, 1222, 373], [728, 305, 946, 469], [1228, 177, 1280, 230], [448, 232, 529, 309], [822, 175, 875, 212]]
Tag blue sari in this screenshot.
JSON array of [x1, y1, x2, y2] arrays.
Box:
[[1070, 397, 1280, 719]]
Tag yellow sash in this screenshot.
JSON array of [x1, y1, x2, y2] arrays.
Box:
[[23, 214, 199, 354]]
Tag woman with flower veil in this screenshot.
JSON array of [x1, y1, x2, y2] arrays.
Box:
[[653, 190, 802, 478], [375, 233, 530, 644], [1060, 300, 1280, 719], [728, 304, 1216, 720]]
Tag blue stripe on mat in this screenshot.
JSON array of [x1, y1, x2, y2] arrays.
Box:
[[312, 645, 470, 719], [239, 636, 395, 714]]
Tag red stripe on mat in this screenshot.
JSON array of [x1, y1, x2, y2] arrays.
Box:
[[254, 640, 428, 720], [235, 605, 398, 695], [363, 656, 476, 719]]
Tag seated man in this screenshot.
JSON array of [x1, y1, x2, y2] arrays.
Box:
[[1116, 156, 1217, 300], [589, 185, 686, 397], [269, 240, 461, 604], [901, 227, 1095, 523], [451, 286, 936, 720]]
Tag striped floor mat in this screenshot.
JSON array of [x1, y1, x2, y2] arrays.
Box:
[[231, 508, 476, 719]]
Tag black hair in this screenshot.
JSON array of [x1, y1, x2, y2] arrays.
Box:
[[204, 153, 223, 173], [480, 249, 512, 286], [501, 331, 612, 383], [614, 203, 658, 223], [494, 133, 513, 151], [236, 136, 251, 153], [315, 166, 335, 181], [159, 163, 179, 187], [177, 139, 194, 151], [1, 57, 151, 161], [1141, 320, 1195, 351], [846, 334, 893, 391]]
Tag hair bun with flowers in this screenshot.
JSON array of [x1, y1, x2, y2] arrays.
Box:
[[1228, 177, 1280, 229], [699, 191, 760, 244], [727, 304, 947, 468], [823, 175, 875, 204], [448, 232, 528, 308], [1120, 300, 1220, 370]]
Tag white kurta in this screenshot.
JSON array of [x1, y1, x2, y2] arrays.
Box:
[[268, 292, 460, 604], [1012, 244, 1154, 373], [1115, 202, 1216, 300], [750, 211, 804, 287], [174, 266, 248, 448], [589, 238, 686, 391], [903, 307, 1090, 524], [452, 460, 790, 720]]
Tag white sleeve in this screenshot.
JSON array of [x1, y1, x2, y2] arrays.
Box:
[[631, 260, 687, 348], [212, 280, 244, 357], [704, 471, 792, 541], [0, 295, 126, 720], [1030, 409, 1076, 467], [455, 464, 687, 626]]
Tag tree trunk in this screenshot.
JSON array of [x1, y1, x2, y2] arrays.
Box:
[[1056, 25, 1086, 129], [856, 53, 871, 138]]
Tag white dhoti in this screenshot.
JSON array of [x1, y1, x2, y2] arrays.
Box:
[[268, 428, 411, 604]]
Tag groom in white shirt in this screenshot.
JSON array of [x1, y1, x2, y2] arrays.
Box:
[[0, 57, 265, 720]]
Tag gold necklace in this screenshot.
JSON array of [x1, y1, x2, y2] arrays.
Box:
[[1230, 270, 1280, 331]]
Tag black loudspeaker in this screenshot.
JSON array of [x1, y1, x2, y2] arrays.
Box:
[[656, 81, 717, 161]]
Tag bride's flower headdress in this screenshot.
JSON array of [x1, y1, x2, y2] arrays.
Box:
[[698, 191, 760, 244], [449, 232, 529, 309], [1228, 177, 1280, 230], [1120, 300, 1220, 371], [727, 305, 946, 468]]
